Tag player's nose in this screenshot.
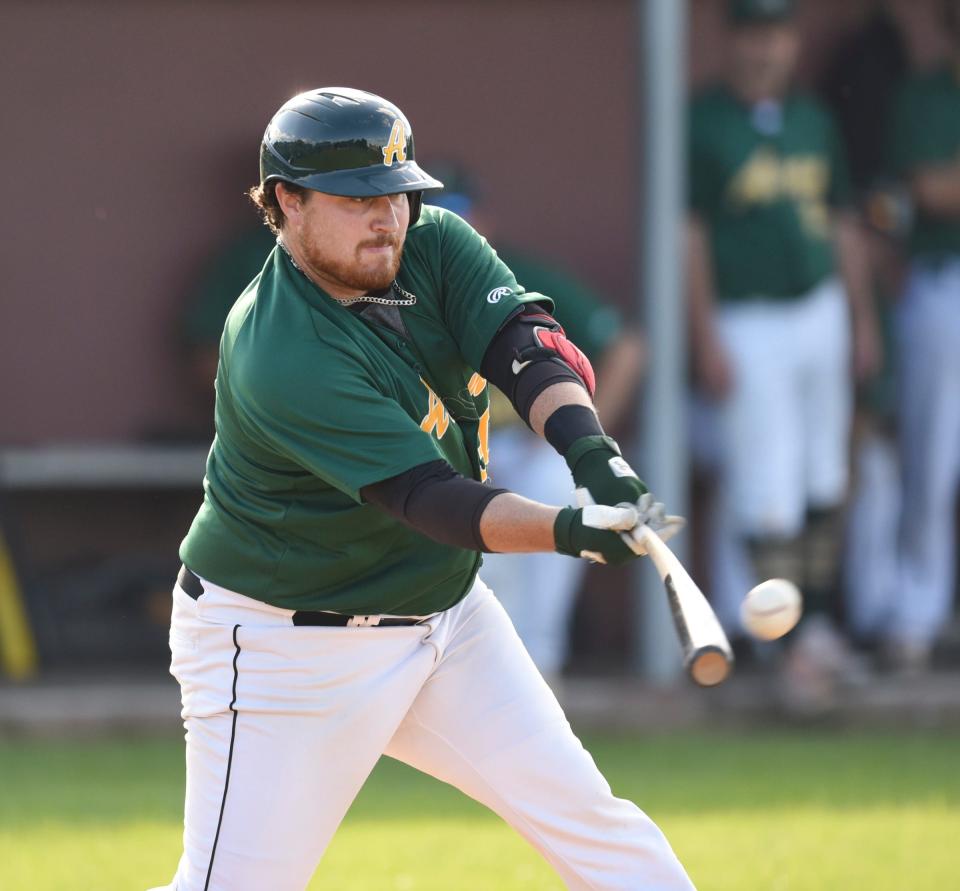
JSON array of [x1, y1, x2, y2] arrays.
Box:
[[370, 195, 403, 233]]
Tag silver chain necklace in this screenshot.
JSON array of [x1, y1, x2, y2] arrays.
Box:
[[278, 238, 416, 307]]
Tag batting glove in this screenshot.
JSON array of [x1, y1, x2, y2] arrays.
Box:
[[554, 503, 642, 565], [574, 489, 686, 557], [564, 435, 648, 507]]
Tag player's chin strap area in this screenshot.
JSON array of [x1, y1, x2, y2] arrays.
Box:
[[480, 305, 596, 428]]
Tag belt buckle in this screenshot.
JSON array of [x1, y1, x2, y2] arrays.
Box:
[[347, 615, 380, 627]]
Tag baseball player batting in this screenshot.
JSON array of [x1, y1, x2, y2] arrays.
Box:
[[153, 87, 693, 891]]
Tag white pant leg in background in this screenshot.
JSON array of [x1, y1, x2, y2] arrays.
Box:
[[798, 279, 851, 509], [482, 427, 585, 675], [716, 279, 851, 537], [891, 261, 960, 646], [688, 396, 756, 636], [717, 297, 807, 537], [843, 430, 901, 641], [386, 579, 695, 891]]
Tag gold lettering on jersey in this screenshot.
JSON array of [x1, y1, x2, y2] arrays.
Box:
[[467, 373, 487, 397], [477, 407, 491, 483], [728, 147, 781, 204], [727, 148, 832, 238], [420, 380, 450, 439], [382, 119, 407, 166], [780, 158, 828, 199], [463, 375, 490, 481]]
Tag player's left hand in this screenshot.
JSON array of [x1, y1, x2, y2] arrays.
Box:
[[564, 434, 647, 506], [553, 503, 643, 565]]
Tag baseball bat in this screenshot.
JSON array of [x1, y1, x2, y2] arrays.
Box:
[[629, 523, 734, 687]]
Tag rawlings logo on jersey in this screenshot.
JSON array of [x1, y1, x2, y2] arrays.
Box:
[[487, 286, 512, 304], [382, 119, 407, 166]]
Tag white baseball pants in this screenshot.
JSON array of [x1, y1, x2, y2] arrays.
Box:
[[688, 396, 757, 636], [891, 259, 960, 646], [160, 574, 694, 891], [715, 277, 852, 537], [843, 429, 901, 641]]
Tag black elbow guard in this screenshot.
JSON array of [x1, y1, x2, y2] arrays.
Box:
[[480, 306, 597, 425]]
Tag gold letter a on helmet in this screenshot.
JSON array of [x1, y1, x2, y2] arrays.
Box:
[[382, 119, 407, 166]]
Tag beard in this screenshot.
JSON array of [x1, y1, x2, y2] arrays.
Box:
[[300, 232, 404, 295]]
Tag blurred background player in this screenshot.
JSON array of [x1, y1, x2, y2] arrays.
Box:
[[180, 225, 276, 435], [685, 0, 881, 705], [817, 1, 909, 666], [425, 167, 646, 688], [881, 0, 960, 672]]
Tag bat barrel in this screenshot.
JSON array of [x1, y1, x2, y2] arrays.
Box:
[[687, 646, 732, 687], [664, 572, 734, 687]]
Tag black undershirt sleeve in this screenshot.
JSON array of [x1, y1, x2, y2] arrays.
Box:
[[361, 460, 508, 553]]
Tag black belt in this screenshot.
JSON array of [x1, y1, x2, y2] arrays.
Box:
[[176, 565, 425, 627]]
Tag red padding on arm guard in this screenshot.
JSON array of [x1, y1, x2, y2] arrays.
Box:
[[535, 327, 597, 397]]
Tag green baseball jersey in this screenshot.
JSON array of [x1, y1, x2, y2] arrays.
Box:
[[689, 86, 852, 302], [888, 66, 960, 260], [179, 206, 548, 614]]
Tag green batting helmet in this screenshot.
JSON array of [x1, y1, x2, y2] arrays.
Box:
[[260, 87, 443, 225]]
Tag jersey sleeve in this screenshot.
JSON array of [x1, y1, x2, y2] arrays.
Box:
[[435, 210, 552, 369], [688, 99, 723, 215], [236, 348, 445, 504], [182, 230, 277, 347], [887, 80, 949, 175], [825, 112, 854, 208]]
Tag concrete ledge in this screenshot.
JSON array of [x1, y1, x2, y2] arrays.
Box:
[[2, 671, 960, 739], [0, 675, 182, 739]]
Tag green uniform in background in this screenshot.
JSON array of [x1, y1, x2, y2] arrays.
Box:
[[180, 207, 546, 614], [487, 249, 622, 429], [689, 86, 852, 302], [496, 250, 621, 362], [888, 66, 960, 260], [182, 226, 277, 348]]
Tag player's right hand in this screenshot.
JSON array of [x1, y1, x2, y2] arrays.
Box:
[[694, 337, 733, 401], [553, 504, 642, 565]]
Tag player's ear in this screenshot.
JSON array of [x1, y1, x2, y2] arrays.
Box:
[[275, 182, 308, 226]]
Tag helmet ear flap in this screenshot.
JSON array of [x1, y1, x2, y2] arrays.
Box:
[[407, 192, 424, 226]]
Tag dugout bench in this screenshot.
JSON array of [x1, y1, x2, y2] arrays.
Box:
[[0, 443, 208, 679]]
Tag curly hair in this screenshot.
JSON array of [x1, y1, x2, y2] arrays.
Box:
[[246, 181, 307, 235]]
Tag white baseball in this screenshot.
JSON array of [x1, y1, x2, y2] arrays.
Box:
[[740, 578, 803, 641]]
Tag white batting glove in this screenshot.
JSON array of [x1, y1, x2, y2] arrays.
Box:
[[574, 488, 685, 557]]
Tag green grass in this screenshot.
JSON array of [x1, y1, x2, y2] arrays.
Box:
[[1, 731, 958, 890]]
